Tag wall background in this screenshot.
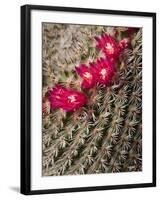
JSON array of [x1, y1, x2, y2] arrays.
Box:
[[0, 0, 159, 199]]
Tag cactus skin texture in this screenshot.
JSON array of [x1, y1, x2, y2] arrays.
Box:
[[42, 24, 142, 176]]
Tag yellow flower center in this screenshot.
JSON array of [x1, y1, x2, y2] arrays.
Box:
[[68, 95, 76, 103], [105, 42, 114, 54], [83, 72, 92, 79], [100, 68, 107, 80], [56, 95, 60, 99]]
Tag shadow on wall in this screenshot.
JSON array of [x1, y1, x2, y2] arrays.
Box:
[[9, 186, 19, 193]]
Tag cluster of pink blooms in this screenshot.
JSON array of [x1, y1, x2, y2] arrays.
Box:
[[75, 34, 130, 90], [95, 34, 130, 62], [45, 33, 130, 112], [75, 58, 115, 89]]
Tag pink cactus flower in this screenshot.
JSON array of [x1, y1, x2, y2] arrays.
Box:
[[48, 85, 88, 112], [119, 38, 130, 50], [95, 34, 120, 61], [75, 64, 96, 89], [90, 58, 116, 86]]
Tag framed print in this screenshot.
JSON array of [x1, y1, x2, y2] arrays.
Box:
[[21, 4, 156, 195]]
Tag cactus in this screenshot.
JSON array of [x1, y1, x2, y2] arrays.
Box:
[[42, 23, 142, 176]]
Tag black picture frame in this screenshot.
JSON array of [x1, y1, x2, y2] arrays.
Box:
[[21, 4, 156, 195]]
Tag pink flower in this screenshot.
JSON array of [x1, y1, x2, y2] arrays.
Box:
[[75, 64, 96, 89], [48, 85, 88, 112], [95, 34, 120, 61], [119, 38, 130, 50], [90, 58, 115, 85]]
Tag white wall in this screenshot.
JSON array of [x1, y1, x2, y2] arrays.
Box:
[[0, 0, 159, 199]]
